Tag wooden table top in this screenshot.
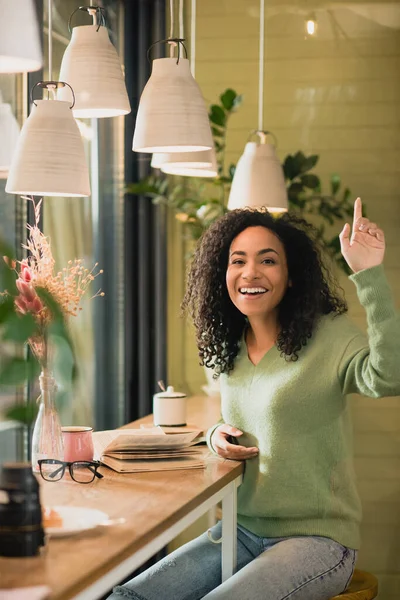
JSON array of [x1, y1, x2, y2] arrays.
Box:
[[0, 396, 243, 600]]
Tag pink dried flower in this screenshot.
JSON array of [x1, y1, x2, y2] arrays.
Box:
[[31, 297, 43, 313], [15, 293, 43, 316], [20, 261, 32, 282], [3, 256, 16, 269], [4, 197, 104, 369], [15, 296, 28, 314], [16, 279, 36, 302]]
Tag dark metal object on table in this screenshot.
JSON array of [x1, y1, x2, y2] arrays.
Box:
[[0, 462, 44, 557]]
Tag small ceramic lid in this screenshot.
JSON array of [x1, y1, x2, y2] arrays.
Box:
[[154, 385, 186, 399]]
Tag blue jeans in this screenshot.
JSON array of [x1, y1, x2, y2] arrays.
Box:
[[108, 522, 357, 600]]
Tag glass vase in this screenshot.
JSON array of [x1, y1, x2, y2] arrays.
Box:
[[31, 369, 64, 473]]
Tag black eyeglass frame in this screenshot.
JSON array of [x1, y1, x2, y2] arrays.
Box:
[[37, 459, 104, 484]]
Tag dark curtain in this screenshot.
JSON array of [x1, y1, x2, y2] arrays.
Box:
[[124, 0, 168, 423], [25, 0, 45, 459]]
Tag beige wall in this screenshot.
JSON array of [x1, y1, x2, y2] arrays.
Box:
[[167, 1, 400, 596]]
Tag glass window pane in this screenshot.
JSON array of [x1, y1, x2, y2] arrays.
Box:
[[42, 0, 125, 428], [0, 72, 25, 460]]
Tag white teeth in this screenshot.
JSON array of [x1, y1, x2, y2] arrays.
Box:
[[239, 287, 267, 294]]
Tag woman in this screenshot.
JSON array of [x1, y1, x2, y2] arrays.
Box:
[[109, 198, 400, 600]]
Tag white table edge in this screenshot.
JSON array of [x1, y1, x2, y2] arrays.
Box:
[[72, 473, 243, 600]]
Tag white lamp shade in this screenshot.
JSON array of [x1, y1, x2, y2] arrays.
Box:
[[162, 166, 218, 178], [228, 142, 288, 212], [58, 25, 130, 118], [0, 103, 20, 178], [133, 58, 213, 153], [151, 147, 218, 178], [6, 100, 90, 197], [150, 153, 166, 169], [0, 0, 42, 73]]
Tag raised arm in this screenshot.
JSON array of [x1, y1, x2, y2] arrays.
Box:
[[337, 198, 400, 397], [339, 197, 385, 273]]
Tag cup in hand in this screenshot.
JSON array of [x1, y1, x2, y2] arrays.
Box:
[[61, 426, 94, 462]]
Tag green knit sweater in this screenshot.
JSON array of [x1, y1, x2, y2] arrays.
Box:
[[207, 265, 400, 549]]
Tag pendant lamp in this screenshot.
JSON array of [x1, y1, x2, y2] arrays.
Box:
[[150, 0, 217, 177], [228, 0, 288, 213], [133, 52, 212, 153], [0, 0, 42, 73], [6, 0, 90, 197], [57, 6, 130, 118], [0, 94, 20, 178], [6, 84, 90, 197], [154, 149, 218, 178], [228, 139, 287, 212], [134, 1, 212, 153], [134, 0, 214, 154]]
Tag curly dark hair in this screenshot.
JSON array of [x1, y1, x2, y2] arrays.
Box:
[[181, 208, 348, 375]]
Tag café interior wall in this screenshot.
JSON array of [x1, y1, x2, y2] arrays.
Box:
[[167, 1, 400, 596]]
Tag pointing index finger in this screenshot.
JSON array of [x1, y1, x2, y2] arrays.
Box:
[[353, 197, 362, 234]]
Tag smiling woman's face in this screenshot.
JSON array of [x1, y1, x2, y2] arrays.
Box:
[[226, 226, 290, 320]]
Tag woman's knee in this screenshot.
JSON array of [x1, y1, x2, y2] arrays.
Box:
[[105, 527, 223, 600]]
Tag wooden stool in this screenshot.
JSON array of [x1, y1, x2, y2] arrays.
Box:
[[330, 569, 378, 599]]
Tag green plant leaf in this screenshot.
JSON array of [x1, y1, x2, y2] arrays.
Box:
[[331, 174, 341, 196], [2, 312, 37, 343], [342, 187, 351, 205], [35, 287, 64, 323], [158, 178, 169, 195], [51, 334, 75, 388], [126, 176, 166, 197], [0, 355, 40, 386], [5, 402, 38, 426], [209, 105, 226, 127], [211, 126, 223, 137], [282, 155, 296, 180], [220, 89, 237, 111], [345, 205, 354, 217], [326, 235, 341, 252], [292, 151, 307, 176], [151, 195, 166, 206], [0, 243, 18, 296], [301, 154, 319, 173], [233, 94, 243, 110], [288, 182, 305, 202], [300, 174, 320, 189], [0, 297, 15, 324]]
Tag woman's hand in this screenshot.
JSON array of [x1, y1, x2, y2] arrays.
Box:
[[211, 424, 259, 461], [339, 197, 385, 273]]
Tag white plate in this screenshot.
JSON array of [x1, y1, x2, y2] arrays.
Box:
[[45, 506, 109, 537]]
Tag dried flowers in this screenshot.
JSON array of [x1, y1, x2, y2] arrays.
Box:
[[2, 197, 103, 369]]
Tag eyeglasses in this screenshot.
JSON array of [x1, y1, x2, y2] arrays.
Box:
[[37, 459, 104, 484]]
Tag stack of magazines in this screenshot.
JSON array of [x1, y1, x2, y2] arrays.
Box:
[[93, 427, 205, 473]]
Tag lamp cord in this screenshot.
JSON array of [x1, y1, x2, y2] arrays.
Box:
[[169, 0, 174, 39], [190, 0, 196, 77], [258, 0, 265, 133], [168, 0, 185, 60], [48, 0, 52, 82], [179, 0, 184, 40]]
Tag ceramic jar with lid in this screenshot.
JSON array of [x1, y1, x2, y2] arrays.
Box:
[[153, 385, 187, 427]]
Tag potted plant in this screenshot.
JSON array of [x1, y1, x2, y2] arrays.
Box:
[[127, 89, 358, 276]]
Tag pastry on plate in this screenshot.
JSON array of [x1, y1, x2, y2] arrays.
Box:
[[42, 506, 63, 528]]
